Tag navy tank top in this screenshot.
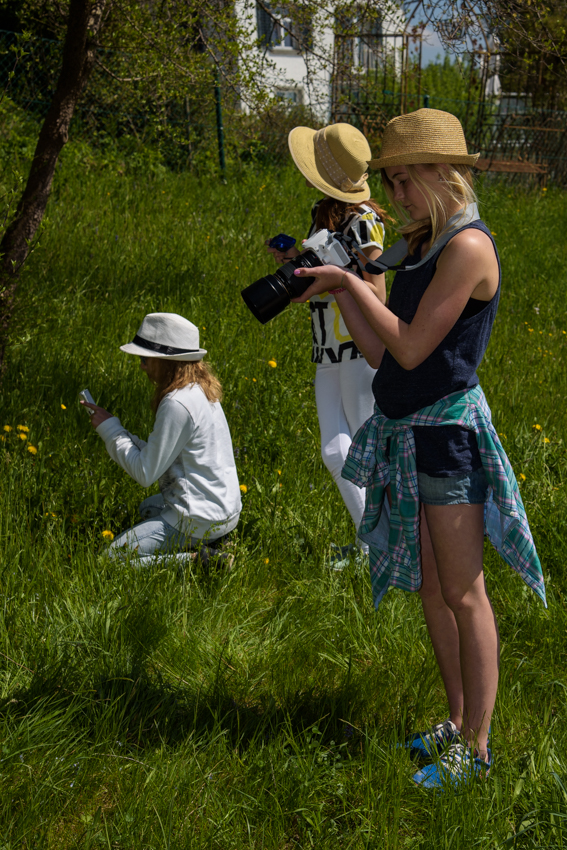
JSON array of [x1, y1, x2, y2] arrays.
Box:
[[372, 220, 501, 476]]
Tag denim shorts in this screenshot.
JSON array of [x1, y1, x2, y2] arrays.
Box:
[[417, 466, 489, 506]]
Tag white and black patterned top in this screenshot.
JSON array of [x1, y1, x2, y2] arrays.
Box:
[[307, 202, 385, 364]]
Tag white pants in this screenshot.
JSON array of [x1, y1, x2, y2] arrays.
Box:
[[315, 357, 376, 531]]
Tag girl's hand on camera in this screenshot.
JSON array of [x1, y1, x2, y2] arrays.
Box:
[[265, 239, 300, 265], [81, 401, 114, 429], [291, 265, 351, 302]]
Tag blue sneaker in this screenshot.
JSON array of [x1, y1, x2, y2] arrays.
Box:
[[413, 743, 492, 789], [405, 719, 460, 761]]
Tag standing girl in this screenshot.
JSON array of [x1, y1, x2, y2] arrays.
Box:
[[291, 110, 546, 786], [267, 123, 389, 554]]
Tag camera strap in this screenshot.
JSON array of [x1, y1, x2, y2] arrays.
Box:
[[362, 203, 481, 275]]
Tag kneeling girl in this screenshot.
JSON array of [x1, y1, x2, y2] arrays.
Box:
[[83, 312, 241, 561]]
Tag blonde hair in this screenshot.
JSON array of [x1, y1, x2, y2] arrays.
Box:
[[150, 359, 222, 413], [381, 163, 477, 255]]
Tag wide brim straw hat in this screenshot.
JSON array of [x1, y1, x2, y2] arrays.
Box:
[[288, 123, 372, 203], [120, 312, 207, 362], [369, 108, 479, 170]]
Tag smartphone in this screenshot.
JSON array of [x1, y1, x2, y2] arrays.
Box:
[[79, 388, 96, 415]]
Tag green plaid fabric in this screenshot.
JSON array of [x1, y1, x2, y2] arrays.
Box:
[[342, 385, 546, 608]]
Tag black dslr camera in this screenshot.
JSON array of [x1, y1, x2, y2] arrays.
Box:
[[241, 229, 358, 325]]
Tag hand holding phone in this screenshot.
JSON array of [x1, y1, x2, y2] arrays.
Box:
[[79, 389, 96, 415]]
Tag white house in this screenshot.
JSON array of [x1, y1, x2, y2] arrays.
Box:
[[239, 1, 406, 119]]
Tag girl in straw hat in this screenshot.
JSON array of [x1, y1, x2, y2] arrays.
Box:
[[81, 312, 241, 564], [291, 109, 545, 787], [266, 122, 390, 560]]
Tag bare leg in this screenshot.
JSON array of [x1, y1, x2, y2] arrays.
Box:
[[423, 503, 499, 759], [418, 506, 464, 728]]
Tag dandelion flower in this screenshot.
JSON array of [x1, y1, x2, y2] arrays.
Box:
[[61, 404, 66, 410], [519, 473, 526, 482], [528, 328, 534, 332], [27, 445, 37, 455], [17, 425, 29, 432], [268, 359, 277, 368], [491, 231, 498, 236], [533, 424, 542, 431], [252, 378, 257, 382], [544, 437, 550, 444], [264, 558, 269, 564], [3, 425, 12, 432], [18, 433, 27, 441], [277, 469, 281, 475], [240, 484, 248, 494], [101, 530, 114, 541]]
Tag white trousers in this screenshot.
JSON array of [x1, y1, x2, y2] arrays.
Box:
[[315, 357, 376, 531]]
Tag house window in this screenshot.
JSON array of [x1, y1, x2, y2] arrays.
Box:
[[256, 2, 309, 51], [357, 15, 383, 69], [275, 89, 302, 104]]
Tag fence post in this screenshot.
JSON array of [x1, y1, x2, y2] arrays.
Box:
[[423, 94, 429, 108], [214, 68, 226, 178]]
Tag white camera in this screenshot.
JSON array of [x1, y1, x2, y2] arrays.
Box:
[[302, 229, 353, 268]]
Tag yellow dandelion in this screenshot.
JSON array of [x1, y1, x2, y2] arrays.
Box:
[[259, 185, 266, 191], [277, 469, 281, 475], [101, 530, 114, 541], [27, 445, 37, 455], [0, 436, 4, 442], [61, 404, 66, 410], [519, 473, 526, 482], [533, 424, 542, 431], [268, 359, 277, 368], [18, 433, 27, 441], [3, 425, 12, 432], [544, 437, 550, 444], [491, 231, 497, 236], [240, 484, 248, 494], [264, 558, 269, 564], [16, 425, 29, 432], [252, 378, 257, 382], [202, 327, 206, 330], [528, 328, 534, 332]]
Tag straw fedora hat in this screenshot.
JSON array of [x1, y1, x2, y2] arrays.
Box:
[[370, 109, 479, 170], [288, 123, 372, 203], [120, 313, 207, 361]]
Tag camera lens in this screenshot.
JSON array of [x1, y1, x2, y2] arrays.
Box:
[[241, 250, 322, 324]]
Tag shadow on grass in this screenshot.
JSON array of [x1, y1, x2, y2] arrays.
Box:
[[0, 651, 377, 756]]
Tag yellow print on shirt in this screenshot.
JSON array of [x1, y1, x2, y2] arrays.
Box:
[[330, 300, 353, 343]]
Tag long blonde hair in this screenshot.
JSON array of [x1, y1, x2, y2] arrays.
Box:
[[381, 163, 477, 255], [150, 359, 222, 413]]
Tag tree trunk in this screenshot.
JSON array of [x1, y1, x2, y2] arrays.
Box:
[[0, 0, 108, 371]]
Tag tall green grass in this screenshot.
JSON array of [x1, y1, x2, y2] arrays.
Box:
[[0, 146, 566, 847]]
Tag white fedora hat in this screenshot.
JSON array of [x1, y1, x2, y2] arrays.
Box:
[[120, 313, 207, 361]]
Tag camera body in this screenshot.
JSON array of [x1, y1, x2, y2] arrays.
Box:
[[242, 229, 356, 325]]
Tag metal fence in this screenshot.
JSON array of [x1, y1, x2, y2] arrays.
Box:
[[331, 34, 567, 184]]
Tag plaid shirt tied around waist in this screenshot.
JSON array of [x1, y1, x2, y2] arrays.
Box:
[[342, 385, 546, 608]]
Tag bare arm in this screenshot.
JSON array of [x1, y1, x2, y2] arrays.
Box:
[[359, 245, 386, 303], [293, 229, 499, 371]]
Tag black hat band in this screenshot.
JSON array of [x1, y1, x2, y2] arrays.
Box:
[[132, 334, 199, 356]]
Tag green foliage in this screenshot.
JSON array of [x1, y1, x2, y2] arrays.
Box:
[[1, 128, 567, 845]]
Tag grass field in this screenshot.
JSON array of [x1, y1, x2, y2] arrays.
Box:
[[1, 142, 567, 848]]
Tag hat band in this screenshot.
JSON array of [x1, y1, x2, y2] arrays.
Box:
[[132, 334, 199, 356], [314, 128, 368, 193]]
